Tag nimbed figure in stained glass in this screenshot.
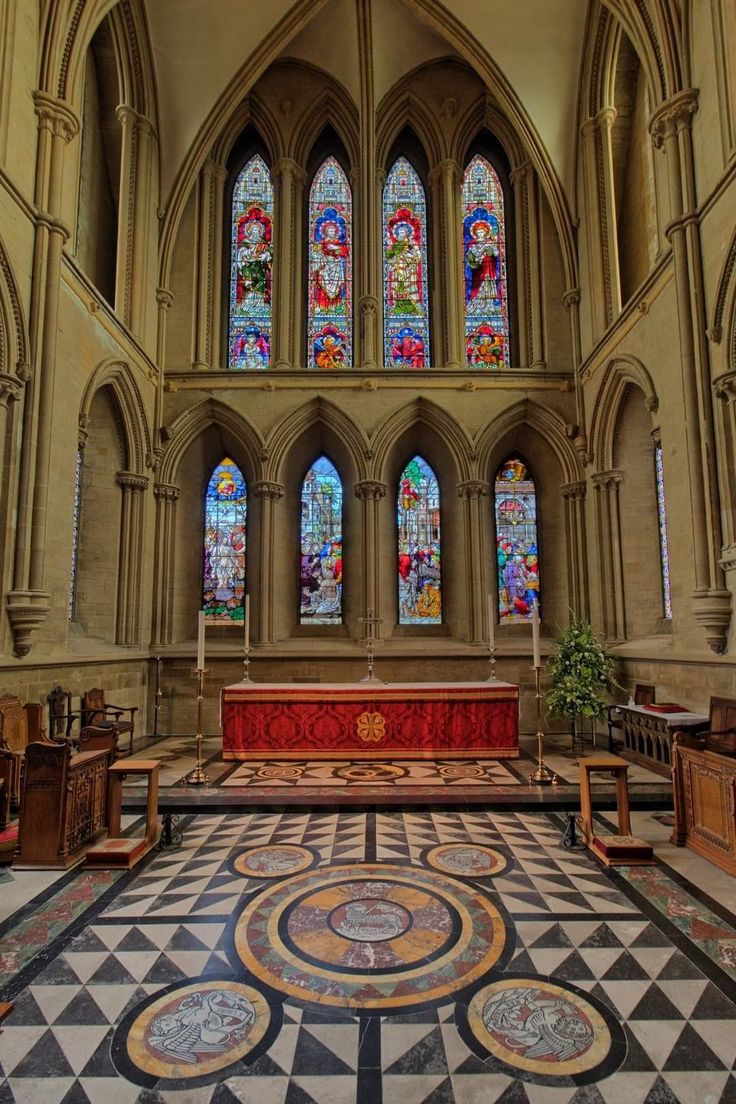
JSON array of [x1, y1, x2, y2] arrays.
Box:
[[391, 326, 425, 368], [311, 214, 348, 311], [307, 158, 352, 369], [494, 457, 539, 623], [300, 457, 343, 624], [386, 214, 423, 316], [229, 155, 273, 369], [313, 323, 347, 370], [383, 158, 430, 367], [203, 459, 247, 623], [462, 155, 508, 369], [467, 323, 503, 368], [233, 323, 269, 370], [236, 208, 272, 311], [397, 457, 441, 625]]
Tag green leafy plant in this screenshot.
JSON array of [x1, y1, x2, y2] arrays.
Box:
[[545, 615, 619, 743]]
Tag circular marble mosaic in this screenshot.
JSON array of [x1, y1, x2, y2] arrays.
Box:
[[438, 764, 487, 778], [464, 977, 624, 1084], [231, 862, 510, 1010], [334, 763, 407, 782], [121, 980, 272, 1084], [232, 844, 314, 878], [425, 844, 508, 878], [254, 765, 303, 780]]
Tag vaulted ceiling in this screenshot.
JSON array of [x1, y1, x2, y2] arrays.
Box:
[[146, 0, 589, 201]]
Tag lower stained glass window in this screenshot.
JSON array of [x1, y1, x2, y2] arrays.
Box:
[[495, 457, 539, 622], [397, 456, 441, 624], [300, 456, 343, 624], [203, 458, 247, 623]]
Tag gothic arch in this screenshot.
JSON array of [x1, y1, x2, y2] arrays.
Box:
[[212, 93, 283, 170], [453, 101, 525, 172], [290, 77, 360, 170], [370, 399, 473, 484], [265, 398, 368, 485], [0, 237, 30, 381], [79, 359, 151, 473], [475, 400, 582, 485], [711, 226, 736, 354], [589, 355, 659, 470], [158, 398, 264, 487]]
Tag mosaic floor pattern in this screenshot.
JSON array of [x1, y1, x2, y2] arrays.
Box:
[[1, 810, 735, 1103]]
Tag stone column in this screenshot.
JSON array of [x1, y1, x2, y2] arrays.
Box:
[[580, 117, 614, 336], [561, 481, 589, 619], [592, 470, 625, 640], [151, 482, 179, 646], [116, 471, 149, 645], [272, 158, 304, 368], [356, 0, 379, 369], [354, 479, 387, 635], [429, 159, 463, 369], [192, 158, 219, 370], [596, 106, 621, 320], [713, 372, 736, 606], [116, 106, 156, 339], [651, 90, 731, 652], [563, 288, 588, 462], [253, 480, 284, 643], [456, 480, 489, 643], [210, 164, 228, 367], [510, 160, 545, 369], [153, 287, 174, 464], [7, 92, 78, 657]]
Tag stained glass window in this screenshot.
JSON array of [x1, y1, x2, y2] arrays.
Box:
[[655, 442, 673, 619], [495, 457, 539, 622], [68, 448, 83, 620], [203, 458, 247, 623], [397, 456, 441, 624], [307, 158, 352, 369], [383, 157, 430, 368], [300, 456, 343, 624], [228, 154, 273, 370], [463, 154, 509, 369]]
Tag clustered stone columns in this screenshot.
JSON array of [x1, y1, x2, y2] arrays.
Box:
[[115, 472, 149, 646], [115, 105, 156, 339], [356, 0, 380, 370], [651, 90, 731, 652], [272, 158, 305, 368], [151, 482, 180, 647], [580, 110, 620, 336], [592, 470, 625, 641], [354, 479, 387, 634], [153, 287, 174, 462], [192, 158, 226, 369], [456, 481, 489, 643], [7, 91, 78, 657], [563, 288, 588, 462], [561, 482, 589, 620], [713, 371, 736, 609], [253, 480, 284, 643], [510, 160, 545, 368], [430, 160, 463, 369]]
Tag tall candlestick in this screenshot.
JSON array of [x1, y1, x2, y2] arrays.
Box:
[[531, 606, 541, 668], [197, 610, 205, 670], [244, 594, 250, 653], [487, 593, 495, 651]]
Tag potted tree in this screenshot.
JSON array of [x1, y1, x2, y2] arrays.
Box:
[[546, 615, 618, 750]]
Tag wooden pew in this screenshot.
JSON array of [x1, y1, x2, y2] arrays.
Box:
[[0, 696, 45, 805]]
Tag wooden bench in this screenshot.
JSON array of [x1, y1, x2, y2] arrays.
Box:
[[0, 696, 45, 805]]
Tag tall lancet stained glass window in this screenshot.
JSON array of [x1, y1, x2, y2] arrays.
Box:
[[383, 158, 430, 368], [307, 158, 352, 369], [397, 457, 441, 624], [655, 441, 673, 618], [229, 154, 273, 370], [463, 154, 509, 369], [300, 457, 343, 624], [495, 458, 539, 623], [203, 459, 247, 623]]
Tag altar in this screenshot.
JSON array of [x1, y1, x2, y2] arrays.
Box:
[[220, 681, 519, 760]]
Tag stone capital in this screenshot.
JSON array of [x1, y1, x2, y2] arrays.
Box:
[[6, 589, 51, 658], [429, 158, 458, 187], [359, 294, 379, 317], [154, 482, 180, 503], [156, 287, 175, 311], [456, 479, 489, 501], [595, 105, 617, 130], [253, 480, 284, 500], [591, 469, 623, 489], [563, 287, 581, 309], [510, 160, 532, 188], [32, 91, 79, 142], [0, 371, 23, 406], [649, 89, 699, 149], [77, 413, 90, 451], [273, 157, 306, 185], [116, 471, 149, 493], [713, 371, 736, 403], [561, 481, 587, 501], [354, 479, 387, 501]]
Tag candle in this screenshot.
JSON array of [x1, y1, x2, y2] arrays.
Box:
[[244, 594, 250, 653], [531, 606, 541, 668], [197, 610, 206, 670], [487, 593, 495, 651]]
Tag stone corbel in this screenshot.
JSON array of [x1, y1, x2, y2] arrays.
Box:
[[0, 372, 22, 406], [6, 590, 51, 658], [691, 590, 732, 655], [713, 371, 736, 403]]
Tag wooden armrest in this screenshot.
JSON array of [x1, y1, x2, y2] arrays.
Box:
[[105, 703, 137, 716]]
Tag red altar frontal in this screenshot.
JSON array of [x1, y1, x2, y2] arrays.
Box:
[[220, 681, 519, 760]]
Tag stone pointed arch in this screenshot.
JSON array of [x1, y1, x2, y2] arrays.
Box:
[[212, 92, 283, 169], [79, 360, 151, 473], [290, 75, 360, 170], [475, 399, 582, 486], [453, 99, 525, 172], [377, 87, 444, 170], [265, 398, 369, 484], [158, 398, 265, 487], [0, 237, 30, 384], [589, 355, 659, 471], [370, 399, 473, 483]]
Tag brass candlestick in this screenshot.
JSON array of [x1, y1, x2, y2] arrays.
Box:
[[241, 644, 251, 683], [358, 607, 384, 683], [187, 666, 210, 785], [529, 664, 557, 786], [151, 655, 162, 738], [487, 643, 497, 682]]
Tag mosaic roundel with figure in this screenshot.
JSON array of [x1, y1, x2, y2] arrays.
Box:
[[425, 843, 509, 878], [460, 976, 626, 1086], [229, 861, 511, 1011], [231, 844, 316, 878]]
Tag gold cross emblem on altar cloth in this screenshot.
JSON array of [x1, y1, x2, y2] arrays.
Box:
[[356, 711, 386, 743]]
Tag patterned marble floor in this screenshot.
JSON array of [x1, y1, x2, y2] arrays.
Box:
[[1, 809, 736, 1103]]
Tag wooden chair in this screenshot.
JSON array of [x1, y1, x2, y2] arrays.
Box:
[[0, 696, 45, 805], [81, 688, 137, 756], [47, 686, 78, 743]]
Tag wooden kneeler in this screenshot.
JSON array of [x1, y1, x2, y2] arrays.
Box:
[[579, 754, 653, 866], [86, 759, 160, 869]]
